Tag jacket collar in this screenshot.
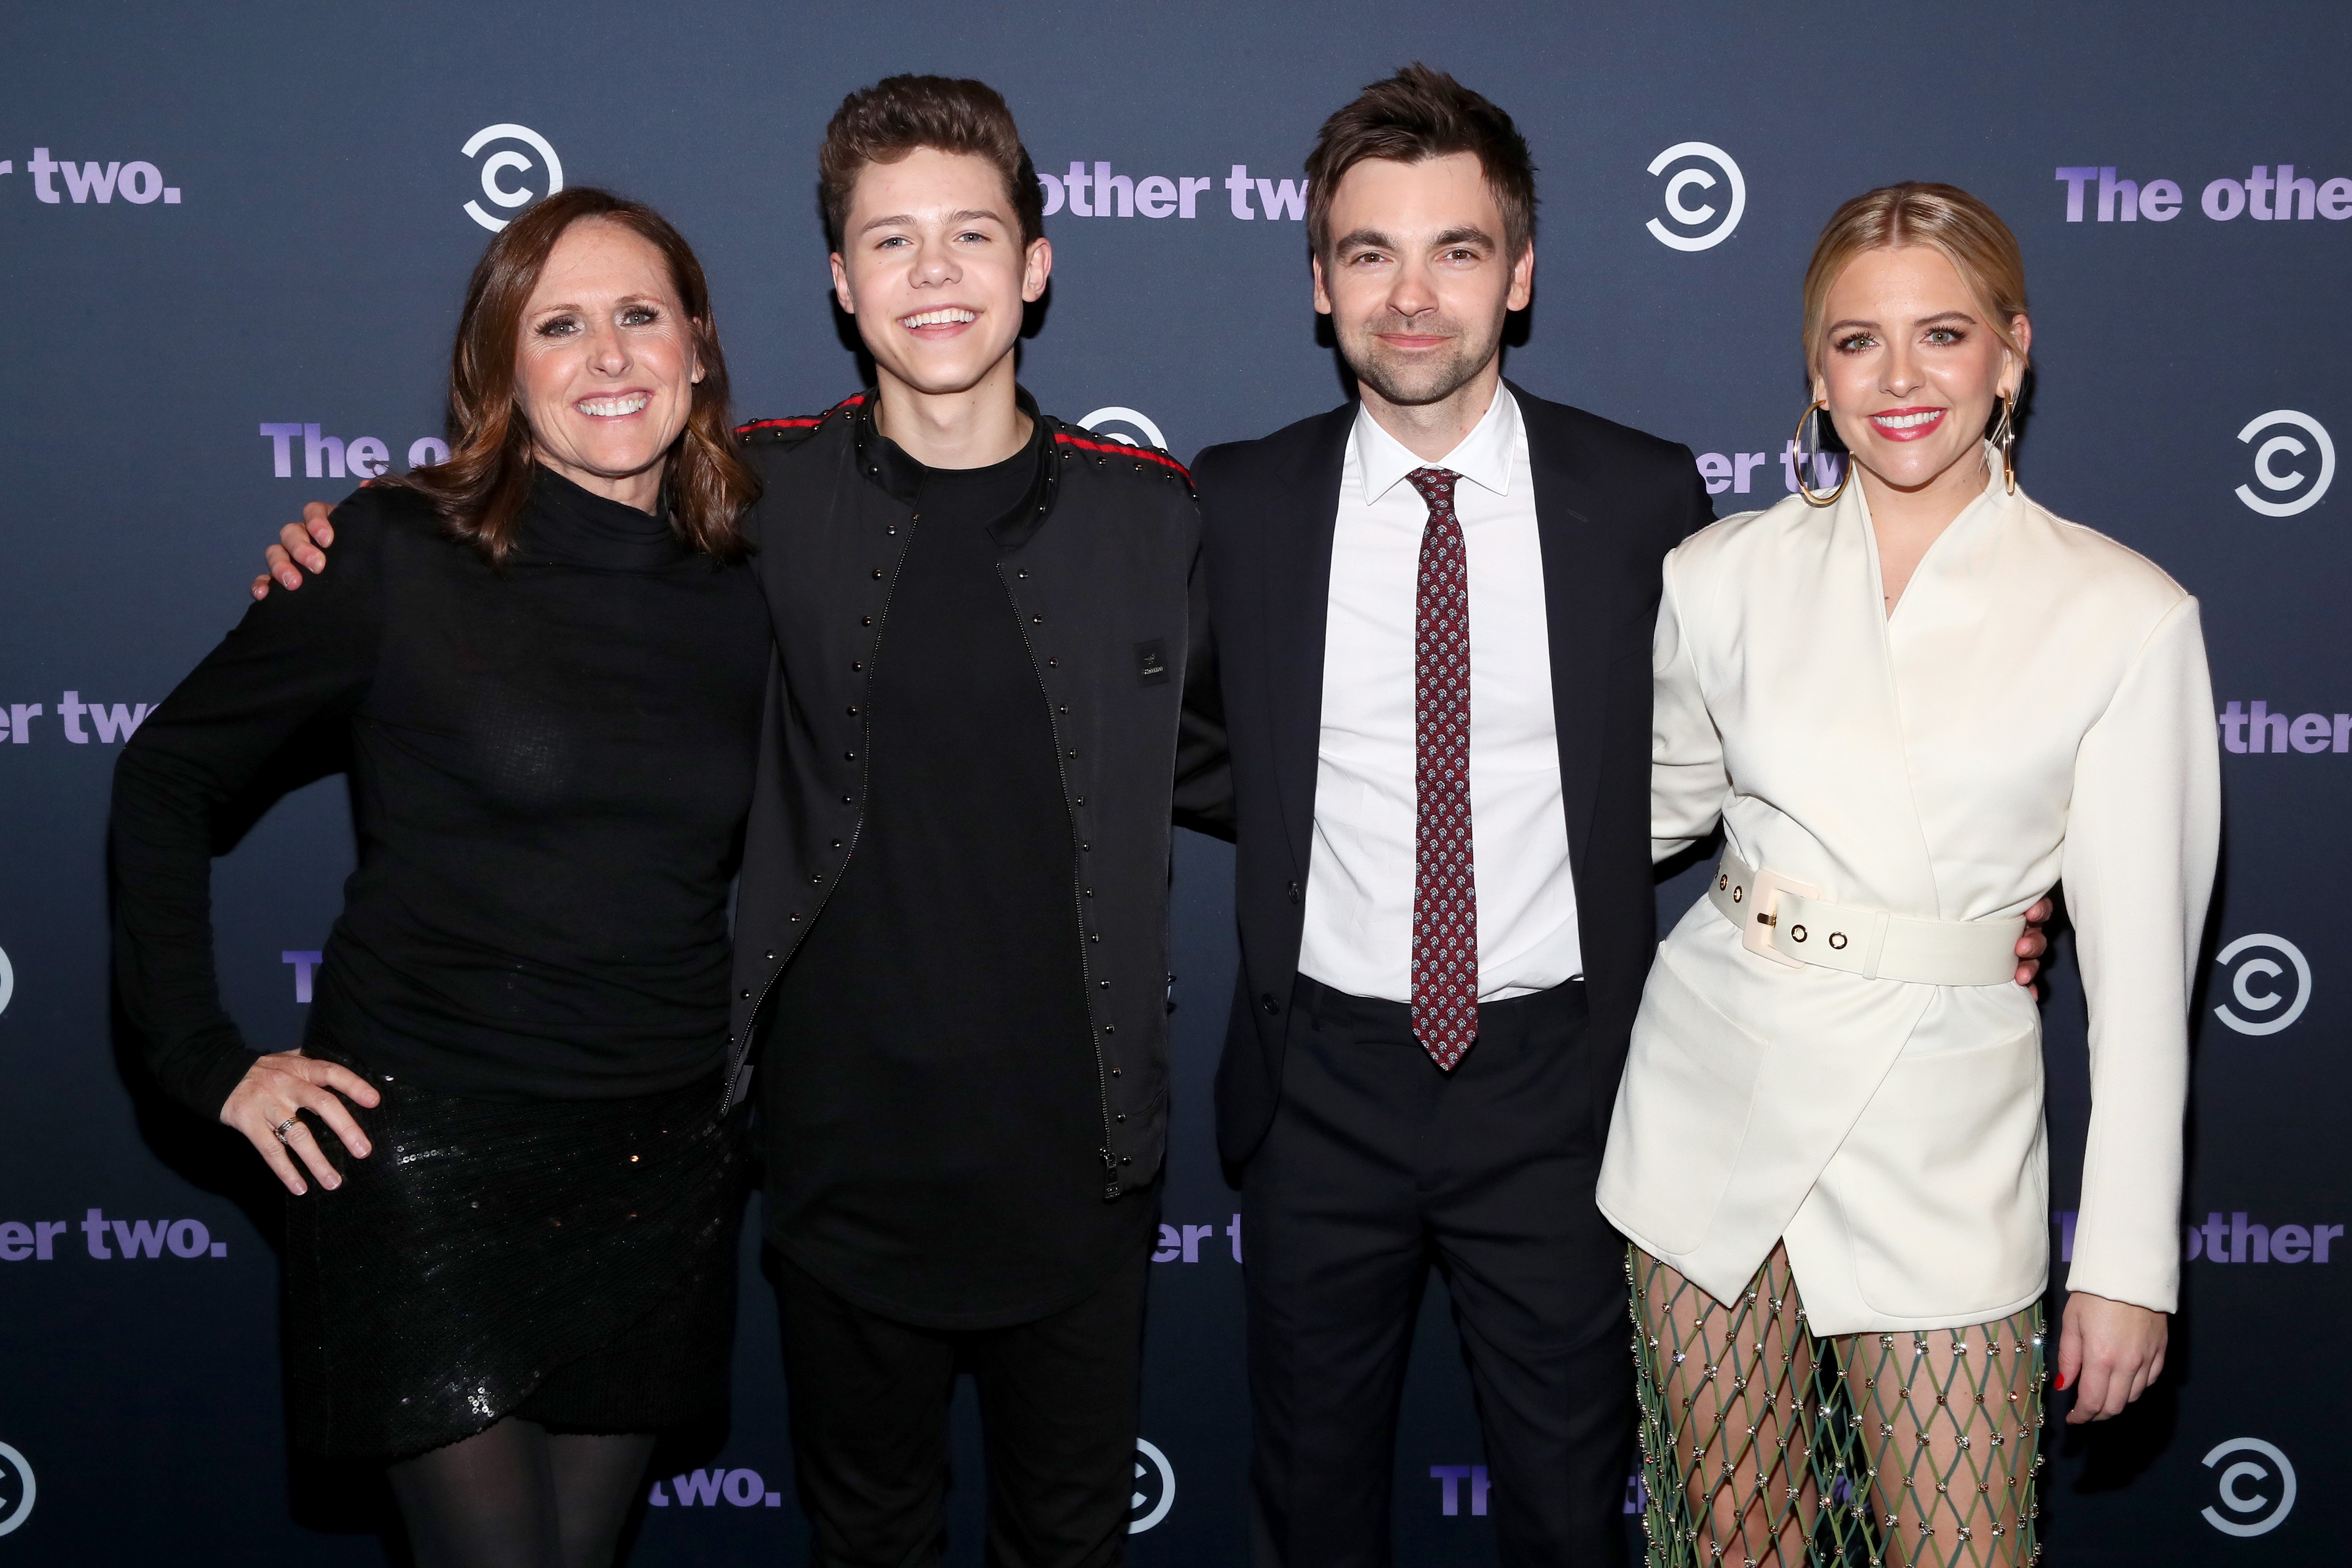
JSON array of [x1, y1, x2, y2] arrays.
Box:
[[1262, 381, 1615, 887], [1260, 404, 1359, 875], [848, 384, 1062, 553], [1508, 379, 1612, 884]]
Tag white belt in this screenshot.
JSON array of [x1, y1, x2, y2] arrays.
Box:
[[1707, 849, 2024, 986]]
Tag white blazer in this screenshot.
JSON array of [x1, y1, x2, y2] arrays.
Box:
[[1597, 455, 2220, 1335]]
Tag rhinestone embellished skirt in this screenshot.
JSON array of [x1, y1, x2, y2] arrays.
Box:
[[1630, 1245, 2045, 1567], [282, 1055, 747, 1460]]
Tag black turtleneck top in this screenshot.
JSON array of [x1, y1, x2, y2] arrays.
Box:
[[111, 471, 770, 1112]]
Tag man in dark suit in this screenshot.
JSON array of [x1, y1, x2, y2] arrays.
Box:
[[1188, 66, 1712, 1567]]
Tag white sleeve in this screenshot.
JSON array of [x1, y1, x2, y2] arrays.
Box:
[[2060, 595, 2220, 1314], [1651, 549, 1731, 862]]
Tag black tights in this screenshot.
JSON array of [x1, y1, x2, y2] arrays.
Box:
[[387, 1417, 655, 1568]]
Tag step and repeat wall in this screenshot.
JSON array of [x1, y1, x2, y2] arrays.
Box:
[[0, 3, 2342, 1563]]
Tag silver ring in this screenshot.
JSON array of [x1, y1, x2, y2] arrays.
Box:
[[272, 1117, 301, 1144]]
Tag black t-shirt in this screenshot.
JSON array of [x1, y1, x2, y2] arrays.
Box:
[[111, 473, 770, 1111], [762, 423, 1154, 1328]]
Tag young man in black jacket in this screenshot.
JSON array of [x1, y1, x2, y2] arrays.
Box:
[[719, 76, 1222, 1568], [259, 75, 1224, 1568], [1190, 69, 1705, 1567]]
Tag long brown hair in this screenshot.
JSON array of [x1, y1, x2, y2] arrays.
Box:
[[388, 187, 758, 562]]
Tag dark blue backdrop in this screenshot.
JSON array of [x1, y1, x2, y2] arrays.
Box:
[[1, 3, 2343, 1562]]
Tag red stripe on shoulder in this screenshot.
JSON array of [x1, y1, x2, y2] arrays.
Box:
[[1052, 431, 1192, 482], [736, 392, 866, 437]]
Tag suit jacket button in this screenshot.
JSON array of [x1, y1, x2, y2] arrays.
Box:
[[1261, 994, 1279, 1014], [1287, 881, 1301, 903]]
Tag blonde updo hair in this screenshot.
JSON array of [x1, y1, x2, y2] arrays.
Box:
[[1801, 183, 2029, 379]]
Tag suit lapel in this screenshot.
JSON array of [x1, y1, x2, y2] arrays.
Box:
[[1261, 406, 1355, 876], [1514, 384, 1612, 887]]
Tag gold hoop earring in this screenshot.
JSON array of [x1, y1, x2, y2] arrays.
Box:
[[1988, 392, 2018, 494], [1791, 398, 1850, 508]]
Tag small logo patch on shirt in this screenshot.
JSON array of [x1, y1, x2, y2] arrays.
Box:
[[1134, 639, 1169, 686]]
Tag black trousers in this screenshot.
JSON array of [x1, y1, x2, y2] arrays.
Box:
[[774, 1243, 1148, 1568], [1243, 976, 1633, 1568]]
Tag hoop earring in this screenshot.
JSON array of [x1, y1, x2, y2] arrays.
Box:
[[1988, 392, 2018, 494], [1791, 399, 1850, 508]]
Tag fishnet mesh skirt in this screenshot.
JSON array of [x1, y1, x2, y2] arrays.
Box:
[[1629, 1245, 2045, 1568]]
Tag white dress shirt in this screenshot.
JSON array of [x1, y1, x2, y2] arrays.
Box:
[[1297, 386, 1584, 1004]]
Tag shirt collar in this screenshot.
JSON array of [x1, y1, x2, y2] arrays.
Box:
[[851, 383, 1060, 552], [1351, 382, 1520, 506]]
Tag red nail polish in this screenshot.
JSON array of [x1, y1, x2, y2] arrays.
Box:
[[2054, 1372, 2069, 1391]]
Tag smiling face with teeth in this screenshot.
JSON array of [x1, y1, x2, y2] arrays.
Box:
[[516, 217, 705, 513], [1813, 244, 2029, 509], [830, 147, 1051, 420]]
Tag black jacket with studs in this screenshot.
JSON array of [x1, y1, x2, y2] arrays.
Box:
[[720, 389, 1229, 1202]]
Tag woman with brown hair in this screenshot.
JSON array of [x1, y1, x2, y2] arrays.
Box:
[[110, 188, 767, 1567], [1599, 183, 2219, 1566]]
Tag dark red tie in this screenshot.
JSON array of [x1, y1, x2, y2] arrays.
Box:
[[1405, 466, 1477, 1070]]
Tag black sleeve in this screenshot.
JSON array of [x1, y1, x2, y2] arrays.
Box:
[[109, 494, 386, 1117], [1171, 524, 1234, 840]]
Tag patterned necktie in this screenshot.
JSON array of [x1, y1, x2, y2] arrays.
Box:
[[1404, 466, 1477, 1070]]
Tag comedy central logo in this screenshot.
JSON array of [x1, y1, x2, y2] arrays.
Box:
[[1080, 407, 1168, 452], [2213, 934, 2311, 1037], [2202, 1437, 2295, 1537], [1128, 1439, 1175, 1534], [461, 123, 563, 233], [1645, 142, 1745, 252], [0, 1442, 34, 1537], [2235, 410, 2334, 518]]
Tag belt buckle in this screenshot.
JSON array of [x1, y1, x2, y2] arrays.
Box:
[[1740, 866, 1820, 971]]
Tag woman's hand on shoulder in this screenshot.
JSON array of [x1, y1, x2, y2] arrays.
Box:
[[250, 503, 338, 600], [219, 1049, 381, 1194], [2057, 1290, 2168, 1423]]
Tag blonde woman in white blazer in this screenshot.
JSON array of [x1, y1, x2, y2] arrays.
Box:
[[1598, 184, 2220, 1568]]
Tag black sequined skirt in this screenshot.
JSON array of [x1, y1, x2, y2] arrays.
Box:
[[282, 1054, 747, 1461]]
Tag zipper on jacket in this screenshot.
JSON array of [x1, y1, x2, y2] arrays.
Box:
[[995, 563, 1119, 1196], [721, 518, 911, 1112]]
